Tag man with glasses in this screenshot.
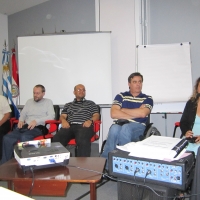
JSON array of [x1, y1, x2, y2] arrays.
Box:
[[53, 84, 99, 157], [0, 84, 55, 164]]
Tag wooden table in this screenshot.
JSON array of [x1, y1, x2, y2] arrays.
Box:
[[0, 157, 106, 200]]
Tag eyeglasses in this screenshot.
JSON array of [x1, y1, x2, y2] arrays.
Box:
[[76, 88, 86, 92]]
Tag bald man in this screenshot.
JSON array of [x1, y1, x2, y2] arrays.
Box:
[[53, 84, 99, 157]]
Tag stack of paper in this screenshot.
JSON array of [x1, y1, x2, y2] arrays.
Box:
[[116, 135, 188, 161]]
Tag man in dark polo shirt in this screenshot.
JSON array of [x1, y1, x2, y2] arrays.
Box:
[[101, 72, 153, 169], [53, 84, 99, 157]]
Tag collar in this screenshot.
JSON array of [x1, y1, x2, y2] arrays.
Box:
[[128, 91, 143, 97], [73, 98, 86, 103]]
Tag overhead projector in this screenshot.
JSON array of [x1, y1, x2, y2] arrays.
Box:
[[14, 140, 70, 172]]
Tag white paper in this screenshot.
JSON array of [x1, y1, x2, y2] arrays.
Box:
[[116, 135, 187, 161], [116, 142, 136, 152]]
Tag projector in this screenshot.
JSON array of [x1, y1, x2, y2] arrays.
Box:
[[14, 141, 70, 172]]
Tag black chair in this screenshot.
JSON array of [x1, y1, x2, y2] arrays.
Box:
[[172, 122, 181, 138], [100, 115, 160, 154]]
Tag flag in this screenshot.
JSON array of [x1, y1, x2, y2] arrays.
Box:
[[11, 48, 20, 119], [2, 48, 12, 103]]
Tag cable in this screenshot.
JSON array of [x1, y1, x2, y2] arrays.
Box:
[[118, 178, 200, 199], [133, 168, 140, 200], [28, 166, 35, 197], [118, 178, 176, 199], [67, 164, 118, 181], [67, 164, 113, 200], [67, 164, 200, 199], [74, 179, 110, 200], [140, 170, 151, 200]]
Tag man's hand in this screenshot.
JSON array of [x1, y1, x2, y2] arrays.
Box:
[[140, 104, 146, 108], [195, 136, 200, 143], [185, 130, 193, 138], [18, 121, 24, 129], [59, 114, 70, 128], [28, 120, 37, 129], [83, 120, 92, 127], [62, 120, 70, 129]]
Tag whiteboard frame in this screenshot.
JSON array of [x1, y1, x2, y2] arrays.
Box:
[[137, 42, 192, 104], [18, 32, 112, 105]]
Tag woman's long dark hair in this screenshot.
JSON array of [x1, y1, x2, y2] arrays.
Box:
[[190, 77, 200, 103]]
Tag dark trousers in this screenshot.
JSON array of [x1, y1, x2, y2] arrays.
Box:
[[53, 125, 95, 157], [0, 120, 11, 159], [0, 127, 42, 165]]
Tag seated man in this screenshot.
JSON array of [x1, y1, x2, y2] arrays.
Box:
[[0, 95, 11, 160], [53, 84, 100, 157], [0, 84, 55, 164], [101, 72, 153, 169]]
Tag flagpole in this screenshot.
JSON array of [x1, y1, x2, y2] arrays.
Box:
[[2, 40, 11, 101], [11, 45, 20, 119]]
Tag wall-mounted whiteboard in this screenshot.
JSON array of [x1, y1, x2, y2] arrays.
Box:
[[18, 32, 112, 105], [137, 43, 192, 104]]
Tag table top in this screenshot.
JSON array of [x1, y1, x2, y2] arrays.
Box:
[[0, 157, 106, 183]]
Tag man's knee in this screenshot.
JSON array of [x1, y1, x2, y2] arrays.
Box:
[[3, 134, 10, 143], [3, 133, 14, 142], [108, 124, 121, 138], [53, 133, 62, 142], [20, 135, 32, 142], [77, 138, 90, 146], [53, 129, 66, 141]]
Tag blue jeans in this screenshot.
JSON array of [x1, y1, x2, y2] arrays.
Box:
[[0, 127, 42, 164], [101, 122, 145, 170]]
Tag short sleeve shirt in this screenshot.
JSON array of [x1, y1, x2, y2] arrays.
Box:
[[0, 95, 11, 120], [112, 91, 153, 125]]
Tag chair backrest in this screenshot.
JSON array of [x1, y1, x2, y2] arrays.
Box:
[[53, 105, 60, 120], [139, 115, 161, 141], [93, 105, 101, 136], [96, 104, 101, 119]]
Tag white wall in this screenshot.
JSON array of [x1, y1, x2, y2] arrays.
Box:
[[147, 0, 200, 86], [100, 0, 136, 98], [0, 13, 8, 95], [98, 0, 137, 147]]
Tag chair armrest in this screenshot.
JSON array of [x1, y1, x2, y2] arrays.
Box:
[[10, 117, 16, 121], [10, 119, 19, 131], [93, 120, 101, 132], [45, 120, 61, 124], [45, 120, 61, 132], [13, 119, 19, 124]]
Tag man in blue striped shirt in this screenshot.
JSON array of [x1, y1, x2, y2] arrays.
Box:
[[101, 72, 153, 169], [53, 84, 99, 157]]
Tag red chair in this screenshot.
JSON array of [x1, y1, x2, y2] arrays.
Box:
[[68, 120, 101, 144], [67, 120, 101, 156], [67, 105, 101, 156], [9, 104, 16, 132], [11, 105, 60, 141], [172, 122, 181, 138]]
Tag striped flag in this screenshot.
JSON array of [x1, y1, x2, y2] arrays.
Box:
[[2, 48, 12, 103], [11, 48, 20, 119]]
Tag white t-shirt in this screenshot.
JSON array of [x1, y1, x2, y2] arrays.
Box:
[[0, 95, 11, 120]]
